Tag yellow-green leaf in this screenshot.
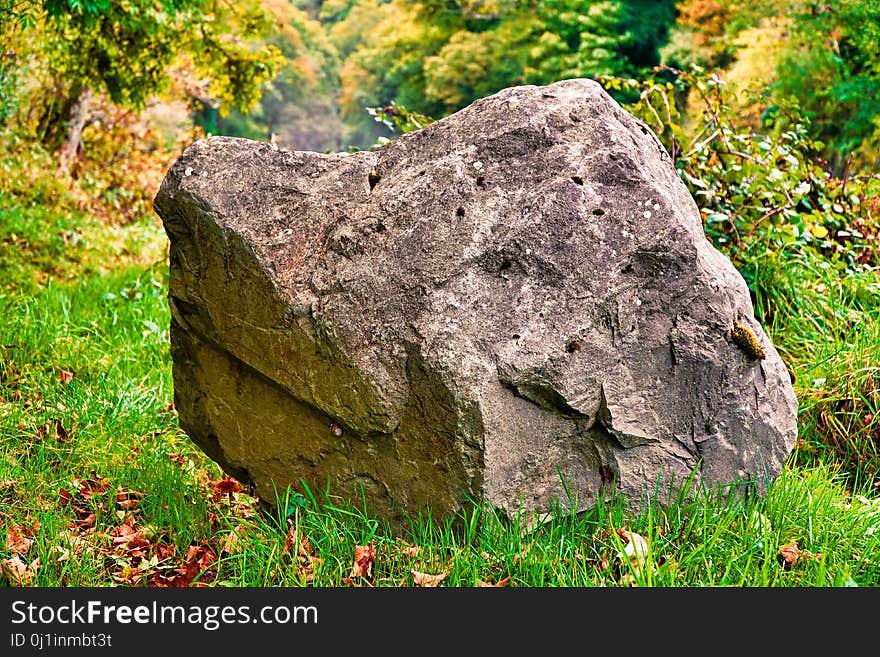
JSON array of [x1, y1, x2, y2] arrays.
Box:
[[811, 224, 829, 239]]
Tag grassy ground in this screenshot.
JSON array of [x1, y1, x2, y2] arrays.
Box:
[[1, 183, 879, 587]]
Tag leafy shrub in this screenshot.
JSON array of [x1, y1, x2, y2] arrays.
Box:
[[367, 101, 434, 140], [1, 92, 201, 226], [601, 66, 880, 289], [0, 132, 68, 210], [69, 93, 203, 225]]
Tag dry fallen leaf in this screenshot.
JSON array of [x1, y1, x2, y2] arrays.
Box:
[[2, 556, 40, 586], [211, 477, 242, 501], [54, 419, 69, 442], [70, 506, 97, 530], [116, 487, 146, 510], [279, 526, 322, 583], [779, 540, 801, 567], [513, 542, 533, 564], [51, 545, 70, 562], [167, 453, 190, 467], [185, 544, 216, 570], [58, 369, 74, 385], [150, 544, 218, 588], [412, 570, 448, 587], [284, 526, 312, 558], [617, 529, 650, 575], [221, 525, 247, 555], [396, 542, 421, 559], [110, 520, 139, 546], [76, 472, 110, 499], [6, 524, 34, 555], [477, 576, 511, 587], [57, 530, 93, 556], [350, 543, 376, 579], [778, 540, 819, 569], [619, 573, 638, 587]]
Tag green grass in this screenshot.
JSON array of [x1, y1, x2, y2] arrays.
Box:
[[1, 194, 879, 588], [752, 252, 880, 487]]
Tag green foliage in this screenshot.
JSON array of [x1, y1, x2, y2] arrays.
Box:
[[200, 0, 344, 151], [367, 101, 435, 139], [336, 1, 448, 145], [751, 256, 880, 487], [183, 2, 283, 116], [4, 0, 281, 149], [0, 0, 41, 32], [335, 0, 677, 148], [422, 17, 531, 110], [0, 1, 38, 125], [773, 1, 880, 173], [602, 66, 880, 285], [661, 0, 880, 173], [531, 0, 676, 80], [530, 1, 634, 80], [0, 134, 68, 211], [0, 58, 19, 126], [314, 0, 359, 23]]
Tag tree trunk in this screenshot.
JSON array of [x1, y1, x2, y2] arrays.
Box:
[[56, 87, 93, 176]]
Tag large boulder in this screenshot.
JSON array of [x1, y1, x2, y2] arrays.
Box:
[[153, 78, 798, 524]]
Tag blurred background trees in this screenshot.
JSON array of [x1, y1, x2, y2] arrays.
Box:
[[1, 0, 877, 215], [2, 0, 281, 160]]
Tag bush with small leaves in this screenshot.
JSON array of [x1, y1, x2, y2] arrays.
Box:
[[600, 66, 880, 288]]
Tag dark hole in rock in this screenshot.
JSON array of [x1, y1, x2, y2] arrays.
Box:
[[511, 333, 521, 339], [499, 259, 512, 272], [592, 208, 606, 216], [566, 338, 583, 353], [368, 171, 381, 190], [571, 176, 584, 185], [456, 207, 465, 219], [476, 175, 486, 187]]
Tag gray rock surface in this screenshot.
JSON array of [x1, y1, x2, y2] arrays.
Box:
[[153, 78, 798, 524]]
